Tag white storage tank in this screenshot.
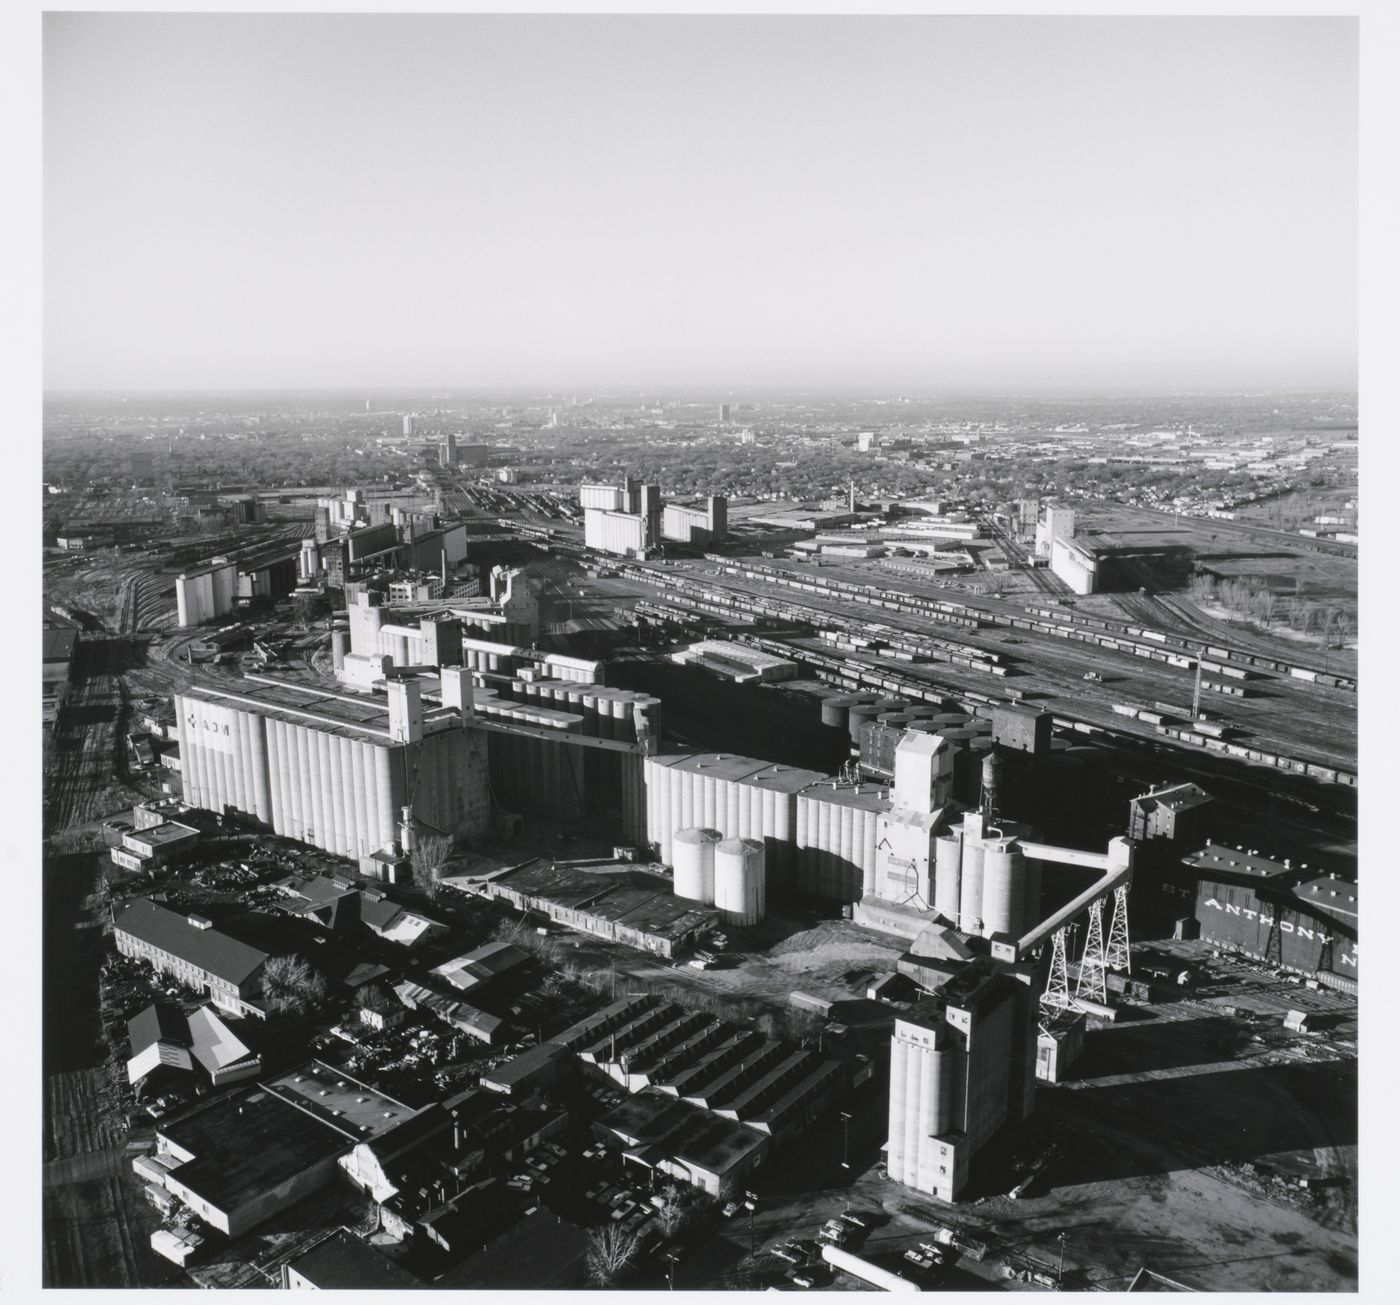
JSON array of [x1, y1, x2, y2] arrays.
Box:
[[672, 827, 721, 905], [933, 833, 962, 922], [713, 837, 766, 926], [958, 839, 985, 935], [980, 839, 1024, 939]]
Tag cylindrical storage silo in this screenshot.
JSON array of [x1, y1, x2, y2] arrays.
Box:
[[821, 695, 855, 730], [848, 703, 882, 741], [877, 712, 913, 727], [871, 698, 911, 714], [929, 713, 971, 729], [714, 837, 765, 926], [331, 630, 349, 671], [672, 827, 721, 904], [904, 705, 938, 721], [968, 719, 993, 736], [959, 838, 985, 934], [980, 842, 1022, 939], [933, 834, 962, 921], [907, 720, 941, 734]]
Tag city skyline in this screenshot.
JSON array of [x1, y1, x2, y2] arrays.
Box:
[[44, 14, 1357, 393]]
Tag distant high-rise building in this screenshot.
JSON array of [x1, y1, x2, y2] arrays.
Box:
[[719, 403, 731, 423], [403, 414, 417, 437], [440, 432, 458, 467]]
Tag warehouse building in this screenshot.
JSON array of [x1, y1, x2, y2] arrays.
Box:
[[173, 669, 489, 879], [480, 860, 718, 959], [1180, 844, 1357, 991], [114, 897, 271, 1019], [110, 819, 202, 874], [42, 625, 78, 721], [146, 1062, 412, 1241], [550, 994, 850, 1196], [670, 639, 799, 684]]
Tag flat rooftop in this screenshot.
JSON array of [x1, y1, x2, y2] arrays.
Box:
[[650, 753, 828, 792], [285, 1229, 420, 1289], [266, 1060, 414, 1139], [159, 1087, 350, 1214], [43, 626, 79, 662], [1293, 875, 1357, 921], [129, 821, 200, 849], [180, 675, 462, 740], [1181, 843, 1304, 884]]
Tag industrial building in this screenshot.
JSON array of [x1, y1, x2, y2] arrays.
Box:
[[144, 1061, 413, 1241], [1180, 844, 1357, 990], [479, 860, 718, 959], [126, 1001, 261, 1088], [644, 753, 828, 889], [670, 639, 798, 683], [886, 957, 1041, 1202], [793, 780, 891, 902], [1128, 782, 1214, 844], [581, 477, 663, 557], [113, 897, 271, 1019], [661, 496, 728, 546], [109, 819, 201, 873], [550, 994, 850, 1194], [42, 625, 78, 722], [173, 670, 490, 879], [176, 560, 238, 628]]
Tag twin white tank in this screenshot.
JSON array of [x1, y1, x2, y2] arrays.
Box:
[[671, 827, 766, 926]]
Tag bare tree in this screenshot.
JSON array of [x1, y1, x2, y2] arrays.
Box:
[[585, 1224, 640, 1286], [410, 831, 454, 900], [653, 1183, 697, 1239], [262, 954, 328, 1015]]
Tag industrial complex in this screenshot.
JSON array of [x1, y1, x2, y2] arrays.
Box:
[[43, 391, 1359, 1295]]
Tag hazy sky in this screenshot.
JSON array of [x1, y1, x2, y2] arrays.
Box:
[[43, 14, 1357, 392]]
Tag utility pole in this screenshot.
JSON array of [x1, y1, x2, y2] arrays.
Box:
[[839, 1111, 852, 1171]]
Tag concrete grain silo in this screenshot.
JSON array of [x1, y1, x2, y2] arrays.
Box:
[[672, 827, 721, 904], [713, 837, 766, 926]]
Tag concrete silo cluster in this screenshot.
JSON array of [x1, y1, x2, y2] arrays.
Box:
[[669, 826, 766, 926]]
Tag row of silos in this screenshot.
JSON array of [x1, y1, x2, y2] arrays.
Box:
[[793, 782, 890, 901], [486, 727, 587, 822], [644, 754, 827, 887], [670, 827, 766, 925], [932, 825, 1042, 940], [887, 1024, 962, 1192]]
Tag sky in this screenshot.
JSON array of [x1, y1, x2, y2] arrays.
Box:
[[43, 14, 1358, 392]]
